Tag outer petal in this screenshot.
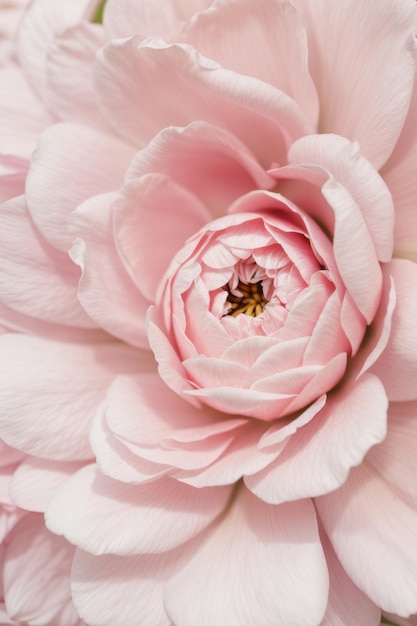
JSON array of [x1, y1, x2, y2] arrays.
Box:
[[288, 134, 394, 262], [319, 174, 382, 324], [0, 195, 94, 328], [104, 374, 245, 471], [46, 22, 107, 127], [26, 122, 133, 251], [0, 334, 143, 460], [187, 0, 319, 127], [164, 488, 328, 626], [0, 63, 52, 161], [0, 157, 27, 204], [382, 74, 417, 263], [3, 514, 82, 626], [114, 173, 211, 303], [320, 526, 381, 626], [367, 400, 417, 517], [371, 259, 417, 401], [125, 122, 274, 218], [245, 374, 388, 503], [316, 462, 417, 616], [16, 0, 96, 97], [94, 38, 311, 166], [90, 412, 170, 484], [72, 546, 183, 626], [10, 458, 85, 513], [46, 464, 233, 555], [70, 192, 151, 348], [103, 0, 212, 40], [292, 0, 417, 168]]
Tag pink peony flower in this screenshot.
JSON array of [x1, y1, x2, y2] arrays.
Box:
[[1, 0, 417, 624]]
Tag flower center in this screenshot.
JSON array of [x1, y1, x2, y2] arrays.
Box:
[[224, 280, 268, 317]]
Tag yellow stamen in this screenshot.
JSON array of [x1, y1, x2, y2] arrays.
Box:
[[225, 280, 268, 317]]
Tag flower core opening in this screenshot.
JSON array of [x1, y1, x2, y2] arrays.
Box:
[[224, 280, 268, 317]]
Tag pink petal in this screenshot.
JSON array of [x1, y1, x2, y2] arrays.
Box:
[[367, 400, 417, 508], [282, 352, 347, 416], [3, 514, 81, 625], [26, 122, 133, 252], [46, 465, 233, 555], [16, 0, 95, 98], [94, 38, 310, 166], [147, 307, 201, 403], [184, 355, 248, 389], [46, 22, 107, 127], [258, 394, 328, 452], [0, 334, 142, 460], [0, 299, 108, 345], [164, 488, 328, 626], [0, 63, 52, 161], [289, 134, 394, 261], [185, 385, 295, 419], [245, 373, 388, 503], [0, 442, 24, 470], [91, 412, 170, 485], [303, 290, 350, 364], [105, 374, 214, 448], [319, 172, 382, 323], [292, 0, 417, 168], [316, 462, 417, 615], [221, 335, 290, 368], [353, 268, 396, 378], [320, 526, 381, 626], [10, 458, 85, 513], [0, 195, 94, 328], [371, 259, 417, 401], [70, 192, 150, 348], [104, 374, 243, 471], [0, 158, 26, 204], [72, 546, 183, 626], [187, 0, 319, 127], [126, 122, 274, 218], [114, 173, 210, 303], [103, 0, 212, 40], [382, 75, 417, 263], [173, 422, 276, 488]]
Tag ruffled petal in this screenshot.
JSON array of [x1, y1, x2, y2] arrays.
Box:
[[114, 173, 210, 303], [0, 334, 143, 460], [371, 259, 417, 401], [0, 63, 52, 161], [0, 195, 94, 328], [245, 374, 388, 503], [103, 0, 212, 40], [125, 122, 274, 218], [367, 400, 417, 512], [164, 488, 328, 626], [320, 526, 381, 626], [16, 0, 96, 98], [94, 37, 311, 166], [72, 546, 183, 626], [70, 192, 151, 347], [292, 0, 417, 168], [316, 462, 417, 616], [288, 134, 394, 262], [46, 22, 107, 127], [26, 122, 133, 251], [46, 464, 232, 555], [10, 458, 85, 513], [382, 73, 417, 263], [187, 0, 319, 127], [3, 514, 81, 626]]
